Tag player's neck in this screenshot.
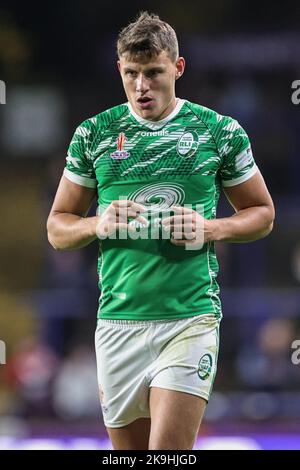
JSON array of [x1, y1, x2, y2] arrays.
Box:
[[128, 97, 184, 127], [152, 97, 178, 122]]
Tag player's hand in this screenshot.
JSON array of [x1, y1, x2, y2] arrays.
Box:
[[96, 200, 148, 240], [161, 205, 217, 249]]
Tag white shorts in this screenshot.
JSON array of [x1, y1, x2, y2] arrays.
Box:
[[95, 314, 220, 428]]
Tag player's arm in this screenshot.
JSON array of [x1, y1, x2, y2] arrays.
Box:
[[211, 116, 275, 243], [163, 170, 274, 248], [47, 175, 98, 250], [214, 169, 275, 243], [47, 176, 148, 250], [165, 116, 274, 247]]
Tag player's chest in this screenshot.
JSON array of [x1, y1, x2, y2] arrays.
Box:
[[92, 124, 221, 187]]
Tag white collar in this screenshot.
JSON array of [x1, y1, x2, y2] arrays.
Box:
[[127, 98, 185, 130]]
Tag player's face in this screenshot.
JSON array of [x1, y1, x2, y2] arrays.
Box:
[[118, 51, 185, 121]]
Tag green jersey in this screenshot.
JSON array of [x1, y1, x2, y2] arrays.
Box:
[[64, 99, 257, 321]]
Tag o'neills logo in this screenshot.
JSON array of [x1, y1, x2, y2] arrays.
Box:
[[110, 133, 130, 159], [141, 129, 169, 137]]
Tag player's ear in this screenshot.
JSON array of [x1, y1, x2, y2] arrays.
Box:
[[175, 57, 185, 80], [117, 61, 121, 74]]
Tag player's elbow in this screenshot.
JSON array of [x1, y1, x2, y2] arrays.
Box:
[[47, 216, 64, 251], [47, 233, 62, 250], [47, 229, 61, 251], [264, 220, 274, 237], [261, 204, 275, 238], [267, 203, 275, 231]]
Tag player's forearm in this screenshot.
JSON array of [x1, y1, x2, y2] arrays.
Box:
[[212, 205, 275, 243], [47, 213, 99, 250]]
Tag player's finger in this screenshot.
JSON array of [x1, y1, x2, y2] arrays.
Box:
[[170, 238, 187, 246], [171, 230, 196, 240], [162, 214, 194, 225], [118, 212, 149, 226], [169, 205, 194, 215], [117, 220, 149, 232], [163, 224, 195, 235], [127, 209, 148, 218], [132, 215, 149, 227], [117, 205, 147, 221], [112, 199, 134, 207], [114, 200, 146, 213], [114, 222, 138, 233], [162, 222, 195, 232]]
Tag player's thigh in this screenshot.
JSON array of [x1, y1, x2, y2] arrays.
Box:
[[148, 387, 206, 450], [107, 417, 151, 450]]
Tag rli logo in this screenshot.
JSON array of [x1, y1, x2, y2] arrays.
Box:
[[0, 80, 6, 104], [0, 340, 6, 364]]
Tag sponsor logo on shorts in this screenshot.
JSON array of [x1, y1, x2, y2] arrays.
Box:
[[197, 353, 212, 380]]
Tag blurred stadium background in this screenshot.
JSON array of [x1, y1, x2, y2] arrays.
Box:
[[0, 0, 300, 450]]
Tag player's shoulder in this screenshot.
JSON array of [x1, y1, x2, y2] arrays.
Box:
[[79, 103, 129, 134], [184, 100, 238, 130]]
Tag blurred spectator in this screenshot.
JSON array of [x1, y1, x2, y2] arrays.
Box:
[[235, 318, 299, 390], [52, 345, 99, 420], [4, 338, 59, 417]]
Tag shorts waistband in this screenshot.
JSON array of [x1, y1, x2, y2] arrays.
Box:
[[98, 318, 188, 327], [97, 314, 215, 328]]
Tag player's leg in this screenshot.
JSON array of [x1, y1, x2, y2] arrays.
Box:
[[148, 387, 206, 450], [95, 320, 154, 450], [147, 315, 220, 449], [106, 417, 151, 450]]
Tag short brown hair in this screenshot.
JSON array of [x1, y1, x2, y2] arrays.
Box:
[[117, 11, 179, 62]]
